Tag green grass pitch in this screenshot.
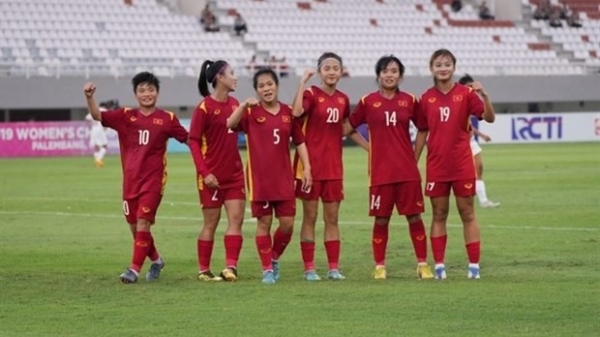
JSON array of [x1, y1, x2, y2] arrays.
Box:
[[0, 142, 598, 336]]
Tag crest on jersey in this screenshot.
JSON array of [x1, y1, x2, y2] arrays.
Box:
[[373, 102, 382, 108], [214, 109, 221, 115], [256, 117, 266, 123], [282, 115, 291, 123], [428, 97, 436, 103], [129, 116, 137, 122], [153, 118, 163, 125], [397, 100, 408, 107], [453, 95, 463, 102], [318, 97, 325, 103], [337, 97, 345, 104]]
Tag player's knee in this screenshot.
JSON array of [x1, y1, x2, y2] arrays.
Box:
[[302, 211, 318, 226], [323, 212, 339, 227], [279, 218, 295, 234], [457, 205, 476, 222], [375, 217, 390, 226], [432, 208, 449, 222], [406, 214, 422, 224], [136, 219, 151, 232]]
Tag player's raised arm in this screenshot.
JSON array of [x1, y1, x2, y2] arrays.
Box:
[[83, 82, 102, 121], [226, 97, 257, 129], [470, 81, 495, 123], [291, 69, 315, 117]]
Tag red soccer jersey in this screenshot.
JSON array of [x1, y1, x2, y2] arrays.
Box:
[[189, 96, 245, 189], [349, 91, 421, 187], [293, 86, 350, 180], [416, 83, 484, 181], [101, 108, 189, 198], [236, 103, 304, 202]]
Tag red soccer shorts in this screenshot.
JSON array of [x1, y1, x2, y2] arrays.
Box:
[[424, 179, 476, 198], [295, 179, 344, 202], [369, 181, 425, 217], [251, 200, 296, 218], [123, 192, 163, 225], [199, 186, 246, 209]]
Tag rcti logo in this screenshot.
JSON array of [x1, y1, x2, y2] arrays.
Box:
[[511, 116, 563, 140]]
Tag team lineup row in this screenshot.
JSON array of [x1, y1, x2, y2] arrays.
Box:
[[82, 48, 496, 284]]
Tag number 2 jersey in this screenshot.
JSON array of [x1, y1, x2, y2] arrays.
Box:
[[101, 108, 189, 199], [416, 83, 484, 182], [348, 90, 421, 186]]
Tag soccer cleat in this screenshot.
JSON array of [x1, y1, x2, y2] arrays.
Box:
[[434, 264, 447, 280], [417, 264, 434, 279], [262, 270, 276, 284], [372, 265, 387, 280], [480, 200, 500, 208], [220, 267, 238, 282], [272, 260, 280, 281], [145, 259, 165, 281], [468, 264, 481, 279], [94, 159, 104, 168], [119, 269, 138, 284], [327, 269, 346, 281], [304, 270, 322, 281], [198, 270, 223, 282]]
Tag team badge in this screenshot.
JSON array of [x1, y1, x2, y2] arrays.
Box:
[[398, 100, 408, 107], [373, 102, 382, 108], [453, 95, 463, 102], [282, 115, 291, 123], [153, 118, 163, 125], [428, 97, 436, 103], [337, 97, 345, 104]]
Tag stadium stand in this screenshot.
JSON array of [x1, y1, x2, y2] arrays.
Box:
[[0, 0, 598, 77]]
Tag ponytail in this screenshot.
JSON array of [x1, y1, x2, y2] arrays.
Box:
[[198, 60, 213, 97], [198, 59, 230, 97]]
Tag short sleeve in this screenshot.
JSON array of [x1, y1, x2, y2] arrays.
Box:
[[467, 89, 484, 120], [302, 88, 315, 115], [100, 108, 126, 131], [189, 104, 208, 141], [348, 96, 367, 129], [414, 98, 429, 131], [291, 116, 305, 146]]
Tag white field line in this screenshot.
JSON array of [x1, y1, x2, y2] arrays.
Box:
[[0, 210, 597, 232]]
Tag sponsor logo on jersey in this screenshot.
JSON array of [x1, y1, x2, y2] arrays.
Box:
[[153, 118, 163, 125], [259, 248, 271, 254], [416, 235, 425, 241], [398, 100, 408, 107], [464, 183, 473, 189], [318, 97, 325, 103], [373, 239, 383, 244], [214, 109, 221, 115], [142, 206, 151, 213], [453, 95, 463, 102], [373, 102, 382, 108], [428, 97, 436, 103], [130, 117, 137, 122], [417, 201, 423, 207], [256, 116, 266, 123]]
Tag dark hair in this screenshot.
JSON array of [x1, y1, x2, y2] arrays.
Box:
[[252, 67, 279, 90], [375, 55, 405, 77], [198, 59, 229, 97], [458, 74, 474, 85], [429, 48, 456, 68], [132, 72, 160, 93], [317, 52, 343, 70]]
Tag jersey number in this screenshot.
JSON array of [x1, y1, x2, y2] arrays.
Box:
[[211, 190, 219, 201], [273, 129, 280, 144], [370, 195, 381, 210], [439, 107, 450, 122], [326, 107, 340, 123], [122, 200, 130, 216], [384, 111, 397, 126], [138, 129, 150, 145]]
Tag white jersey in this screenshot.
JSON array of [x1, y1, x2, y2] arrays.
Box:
[[86, 111, 108, 147], [470, 135, 482, 156]]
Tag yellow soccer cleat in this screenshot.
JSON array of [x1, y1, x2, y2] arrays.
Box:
[[220, 267, 238, 282], [417, 264, 434, 279], [372, 265, 387, 280], [198, 270, 223, 282], [94, 159, 105, 168]]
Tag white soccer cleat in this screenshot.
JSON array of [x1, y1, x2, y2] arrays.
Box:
[[480, 200, 501, 208]]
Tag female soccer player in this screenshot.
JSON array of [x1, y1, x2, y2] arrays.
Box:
[[227, 68, 312, 284], [83, 72, 189, 284], [189, 59, 246, 282], [415, 49, 496, 280], [343, 55, 434, 280], [458, 74, 500, 209], [291, 52, 368, 281], [85, 101, 109, 167]]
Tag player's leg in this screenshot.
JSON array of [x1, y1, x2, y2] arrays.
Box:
[[397, 182, 433, 279], [253, 201, 275, 284], [272, 200, 295, 281], [474, 153, 500, 208], [220, 191, 245, 281], [322, 180, 344, 280], [97, 145, 107, 164], [454, 180, 481, 279], [426, 181, 451, 280], [120, 198, 139, 283], [297, 180, 320, 280], [369, 185, 394, 280], [197, 187, 223, 281]]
